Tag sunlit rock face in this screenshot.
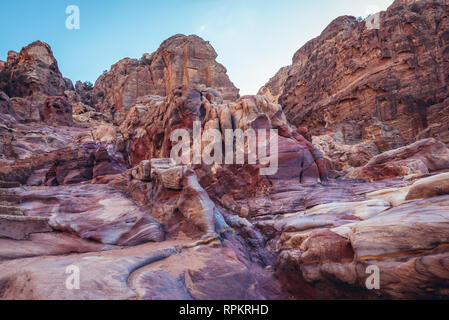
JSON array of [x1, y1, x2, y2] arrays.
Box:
[[260, 0, 449, 170], [88, 34, 240, 124], [1, 41, 67, 102]]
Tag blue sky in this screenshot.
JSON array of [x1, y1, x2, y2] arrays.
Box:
[[0, 0, 393, 95]]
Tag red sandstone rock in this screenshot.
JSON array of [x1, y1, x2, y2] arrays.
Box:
[[9, 97, 38, 122], [405, 172, 449, 200], [39, 96, 73, 126], [347, 138, 449, 181], [0, 90, 17, 124], [117, 85, 326, 193], [0, 142, 127, 186], [1, 41, 67, 102], [260, 0, 449, 165], [91, 35, 239, 124], [2, 21, 449, 301], [0, 241, 284, 300], [0, 123, 86, 161]]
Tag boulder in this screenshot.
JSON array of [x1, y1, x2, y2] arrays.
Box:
[[347, 138, 449, 181], [153, 166, 185, 190], [131, 160, 152, 181], [406, 172, 449, 200]]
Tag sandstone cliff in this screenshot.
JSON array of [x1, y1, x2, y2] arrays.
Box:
[[88, 34, 240, 123], [260, 0, 449, 151], [0, 41, 68, 102]]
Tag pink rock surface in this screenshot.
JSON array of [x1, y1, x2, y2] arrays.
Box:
[[1, 26, 449, 300]]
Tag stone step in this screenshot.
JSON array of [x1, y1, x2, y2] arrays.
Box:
[[0, 215, 52, 240], [0, 192, 21, 204], [0, 205, 23, 216], [0, 201, 19, 206], [0, 181, 21, 189]]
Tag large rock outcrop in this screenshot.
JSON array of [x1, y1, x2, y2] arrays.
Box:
[[1, 41, 67, 102], [89, 35, 240, 123], [0, 41, 74, 126], [260, 0, 449, 153], [116, 84, 327, 191]]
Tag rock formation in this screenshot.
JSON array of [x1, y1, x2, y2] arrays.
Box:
[[1, 9, 449, 300], [1, 41, 67, 102], [88, 34, 240, 123], [347, 138, 449, 181], [260, 0, 449, 171], [0, 90, 17, 124]]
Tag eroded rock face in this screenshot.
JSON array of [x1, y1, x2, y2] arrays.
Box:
[[260, 0, 449, 160], [0, 123, 86, 161], [12, 184, 163, 245], [117, 85, 326, 193], [0, 91, 17, 124], [0, 142, 127, 186], [347, 138, 449, 181], [271, 176, 449, 299], [91, 35, 239, 123], [0, 41, 76, 129], [1, 41, 67, 102], [112, 160, 230, 241], [39, 96, 73, 125], [9, 97, 39, 122]]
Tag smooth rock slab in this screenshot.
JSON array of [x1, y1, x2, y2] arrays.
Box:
[[128, 244, 285, 300], [0, 232, 115, 261], [406, 172, 449, 201], [366, 186, 411, 207], [306, 199, 391, 220], [348, 195, 449, 258], [16, 184, 163, 245], [0, 242, 177, 300]]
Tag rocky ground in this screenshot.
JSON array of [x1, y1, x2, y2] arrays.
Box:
[[0, 0, 449, 300]]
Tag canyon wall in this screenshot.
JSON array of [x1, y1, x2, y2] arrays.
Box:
[[260, 0, 449, 152]]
